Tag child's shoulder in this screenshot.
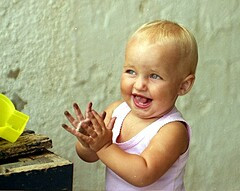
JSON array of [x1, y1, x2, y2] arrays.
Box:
[[106, 100, 123, 113], [104, 100, 123, 123]]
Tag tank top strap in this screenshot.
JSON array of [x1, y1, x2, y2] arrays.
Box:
[[111, 102, 130, 142]]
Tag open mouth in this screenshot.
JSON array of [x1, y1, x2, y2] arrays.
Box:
[[132, 94, 152, 109]]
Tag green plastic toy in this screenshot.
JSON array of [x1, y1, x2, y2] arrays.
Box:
[[0, 93, 29, 143]]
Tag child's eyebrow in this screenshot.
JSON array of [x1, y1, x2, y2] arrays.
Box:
[[123, 63, 135, 68]]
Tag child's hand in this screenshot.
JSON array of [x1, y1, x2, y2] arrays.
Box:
[[62, 102, 107, 149], [62, 102, 92, 148], [78, 110, 116, 152]]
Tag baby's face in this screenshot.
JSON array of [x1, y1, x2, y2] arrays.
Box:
[[121, 39, 185, 119]]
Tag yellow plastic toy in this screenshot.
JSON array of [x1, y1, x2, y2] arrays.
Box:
[[0, 93, 29, 143]]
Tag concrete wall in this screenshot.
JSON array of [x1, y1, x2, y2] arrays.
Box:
[[1, 0, 239, 190]]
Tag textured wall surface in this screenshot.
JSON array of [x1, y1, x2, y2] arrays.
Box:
[[1, 0, 240, 190]]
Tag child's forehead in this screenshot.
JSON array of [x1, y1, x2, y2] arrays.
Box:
[[126, 36, 181, 57], [126, 40, 181, 66], [127, 33, 179, 50]]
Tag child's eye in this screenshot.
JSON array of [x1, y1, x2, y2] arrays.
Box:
[[150, 74, 161, 80], [126, 70, 136, 75]]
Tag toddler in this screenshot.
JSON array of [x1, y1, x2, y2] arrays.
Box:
[[63, 20, 198, 191]]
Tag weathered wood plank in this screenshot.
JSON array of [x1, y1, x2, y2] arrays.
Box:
[[0, 151, 71, 175], [0, 130, 52, 161], [0, 151, 73, 191]]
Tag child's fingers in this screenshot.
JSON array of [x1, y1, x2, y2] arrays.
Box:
[[76, 119, 93, 136], [87, 102, 92, 112], [62, 123, 78, 136], [100, 111, 107, 121], [92, 110, 106, 127], [107, 117, 117, 130], [73, 103, 85, 121], [88, 111, 103, 133], [76, 119, 91, 130], [76, 121, 87, 134], [64, 111, 78, 127], [85, 102, 92, 118], [62, 124, 92, 144], [81, 124, 98, 138], [76, 131, 92, 144]]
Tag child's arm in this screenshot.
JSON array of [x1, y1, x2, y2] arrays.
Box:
[[79, 111, 189, 187]]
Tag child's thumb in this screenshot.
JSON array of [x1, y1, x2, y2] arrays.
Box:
[[106, 117, 117, 130]]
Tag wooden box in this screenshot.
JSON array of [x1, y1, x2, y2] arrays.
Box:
[[0, 151, 73, 190], [0, 130, 73, 191]]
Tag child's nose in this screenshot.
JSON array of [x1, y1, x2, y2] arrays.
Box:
[[133, 76, 147, 91]]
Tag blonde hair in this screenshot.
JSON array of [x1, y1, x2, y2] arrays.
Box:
[[129, 20, 198, 74]]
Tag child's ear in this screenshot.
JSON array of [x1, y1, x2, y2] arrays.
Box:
[[178, 74, 195, 96]]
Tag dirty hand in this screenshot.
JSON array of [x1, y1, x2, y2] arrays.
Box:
[[77, 110, 116, 152], [62, 102, 106, 148]]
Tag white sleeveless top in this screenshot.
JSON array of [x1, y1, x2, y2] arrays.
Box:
[[106, 102, 191, 191]]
